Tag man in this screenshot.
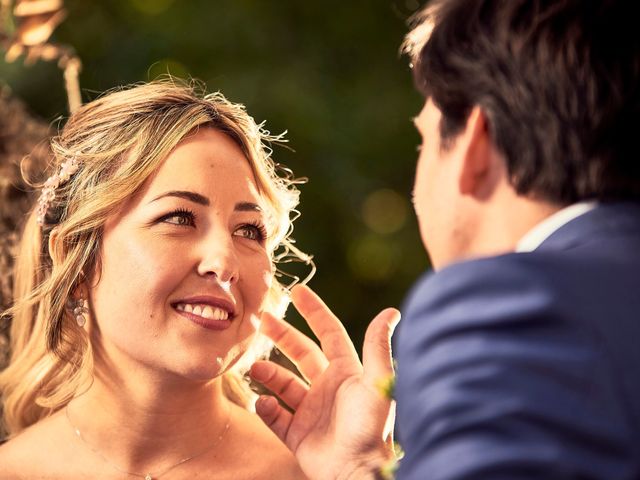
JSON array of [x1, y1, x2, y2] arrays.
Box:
[[250, 0, 640, 478]]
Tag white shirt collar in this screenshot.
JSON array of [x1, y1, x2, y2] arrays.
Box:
[[516, 201, 598, 252]]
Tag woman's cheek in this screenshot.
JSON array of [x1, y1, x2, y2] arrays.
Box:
[[261, 264, 274, 299], [244, 252, 272, 301]]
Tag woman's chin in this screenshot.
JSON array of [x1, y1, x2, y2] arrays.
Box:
[[173, 361, 226, 382], [165, 347, 248, 382]]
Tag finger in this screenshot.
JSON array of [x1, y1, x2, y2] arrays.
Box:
[[250, 360, 308, 410], [261, 311, 329, 382], [290, 285, 359, 362], [255, 395, 294, 447], [362, 308, 400, 388]]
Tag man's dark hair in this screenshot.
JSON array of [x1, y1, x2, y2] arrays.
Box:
[[406, 0, 640, 204]]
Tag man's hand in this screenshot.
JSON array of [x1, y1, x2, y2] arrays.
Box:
[[250, 285, 400, 480]]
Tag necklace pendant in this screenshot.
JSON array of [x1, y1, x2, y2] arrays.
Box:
[[145, 475, 152, 480]]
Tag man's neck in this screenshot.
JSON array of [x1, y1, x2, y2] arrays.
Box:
[[516, 201, 597, 252], [462, 197, 565, 264]]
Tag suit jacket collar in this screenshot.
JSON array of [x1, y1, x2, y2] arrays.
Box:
[[536, 201, 640, 252]]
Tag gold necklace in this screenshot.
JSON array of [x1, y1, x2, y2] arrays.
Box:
[[66, 404, 232, 480]]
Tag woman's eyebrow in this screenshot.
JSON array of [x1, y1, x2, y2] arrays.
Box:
[[150, 192, 261, 212], [235, 202, 262, 212], [150, 190, 210, 206]]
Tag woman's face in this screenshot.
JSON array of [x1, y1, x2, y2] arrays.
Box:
[[88, 128, 273, 381]]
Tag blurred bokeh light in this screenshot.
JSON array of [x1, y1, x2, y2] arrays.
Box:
[[362, 188, 409, 234]]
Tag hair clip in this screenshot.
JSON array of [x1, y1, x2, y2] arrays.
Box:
[[36, 156, 79, 227]]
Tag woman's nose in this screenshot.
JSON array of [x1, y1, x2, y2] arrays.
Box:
[[197, 235, 239, 284]]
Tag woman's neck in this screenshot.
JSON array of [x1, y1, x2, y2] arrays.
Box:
[[66, 357, 233, 475]]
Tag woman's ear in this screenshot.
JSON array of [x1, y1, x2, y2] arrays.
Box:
[[47, 227, 60, 264]]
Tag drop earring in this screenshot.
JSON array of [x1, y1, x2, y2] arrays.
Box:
[[67, 296, 88, 327]]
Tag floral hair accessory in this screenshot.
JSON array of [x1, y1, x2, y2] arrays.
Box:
[[36, 156, 79, 227]]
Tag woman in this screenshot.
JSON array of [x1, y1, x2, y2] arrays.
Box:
[[0, 80, 307, 479]]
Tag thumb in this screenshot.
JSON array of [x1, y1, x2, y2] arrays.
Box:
[[362, 308, 400, 388]]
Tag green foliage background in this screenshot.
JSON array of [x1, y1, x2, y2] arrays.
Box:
[[0, 0, 430, 351]]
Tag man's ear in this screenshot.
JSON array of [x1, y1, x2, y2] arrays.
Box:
[[458, 106, 495, 197]]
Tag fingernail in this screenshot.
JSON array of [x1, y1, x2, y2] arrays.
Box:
[[390, 311, 401, 333], [256, 395, 276, 415], [250, 363, 269, 382], [290, 284, 308, 301]]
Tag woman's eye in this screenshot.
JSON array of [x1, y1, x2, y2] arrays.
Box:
[[157, 209, 196, 227], [234, 223, 267, 242]]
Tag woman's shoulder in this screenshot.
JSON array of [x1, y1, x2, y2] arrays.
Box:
[[0, 410, 79, 479]]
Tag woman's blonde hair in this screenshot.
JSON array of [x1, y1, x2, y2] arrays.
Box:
[[0, 79, 305, 436]]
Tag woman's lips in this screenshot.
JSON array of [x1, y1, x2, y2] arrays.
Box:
[[174, 307, 232, 331], [171, 296, 236, 331]]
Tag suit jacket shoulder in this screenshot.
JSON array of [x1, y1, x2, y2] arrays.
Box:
[[396, 252, 640, 480]]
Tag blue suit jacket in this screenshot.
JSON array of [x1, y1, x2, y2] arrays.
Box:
[[395, 202, 640, 479]]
